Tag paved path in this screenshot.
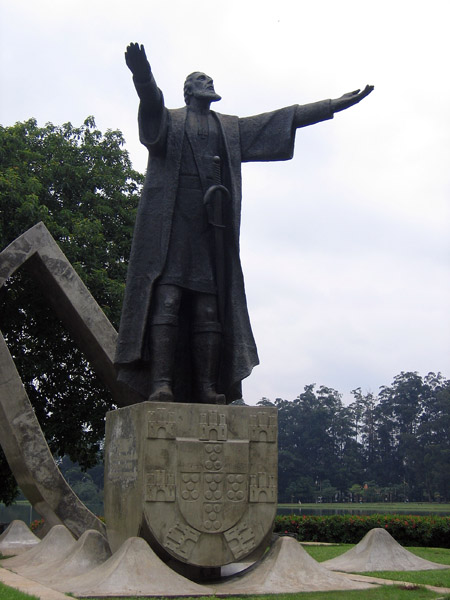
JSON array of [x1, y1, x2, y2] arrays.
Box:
[[347, 573, 450, 596], [0, 567, 68, 600]]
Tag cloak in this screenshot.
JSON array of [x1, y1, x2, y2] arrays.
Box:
[[115, 79, 333, 403]]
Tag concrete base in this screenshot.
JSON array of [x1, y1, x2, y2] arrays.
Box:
[[0, 520, 40, 556], [323, 527, 449, 572], [2, 524, 75, 571], [211, 536, 376, 594], [105, 401, 278, 568], [60, 537, 213, 597]]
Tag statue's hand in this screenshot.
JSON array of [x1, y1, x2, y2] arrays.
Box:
[[332, 85, 374, 113], [125, 43, 151, 82]]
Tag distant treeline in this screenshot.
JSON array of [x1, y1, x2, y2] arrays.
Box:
[[253, 371, 449, 503]]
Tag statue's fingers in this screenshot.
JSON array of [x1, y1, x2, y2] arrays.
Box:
[[130, 42, 140, 56]]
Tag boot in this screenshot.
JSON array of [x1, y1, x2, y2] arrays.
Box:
[[147, 324, 177, 402], [192, 329, 226, 405]]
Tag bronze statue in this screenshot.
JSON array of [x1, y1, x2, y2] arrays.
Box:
[[115, 42, 373, 405]]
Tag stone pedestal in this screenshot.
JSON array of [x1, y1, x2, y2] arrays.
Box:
[[104, 402, 277, 569]]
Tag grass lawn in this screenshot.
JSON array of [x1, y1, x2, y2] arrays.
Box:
[[360, 569, 450, 588], [0, 583, 39, 600], [303, 543, 450, 588], [88, 590, 448, 599], [303, 544, 450, 565], [87, 591, 447, 600], [279, 502, 450, 514]]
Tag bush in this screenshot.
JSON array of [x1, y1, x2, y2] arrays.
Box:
[[30, 518, 44, 533], [274, 514, 450, 547]]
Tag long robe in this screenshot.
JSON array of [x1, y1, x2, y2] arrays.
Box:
[[115, 78, 333, 403]]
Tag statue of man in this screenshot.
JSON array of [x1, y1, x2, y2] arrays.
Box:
[[115, 42, 373, 405]]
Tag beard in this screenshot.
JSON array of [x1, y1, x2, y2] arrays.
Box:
[[195, 89, 222, 103]]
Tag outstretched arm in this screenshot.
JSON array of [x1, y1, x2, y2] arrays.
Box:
[[331, 85, 374, 113], [294, 84, 373, 128]]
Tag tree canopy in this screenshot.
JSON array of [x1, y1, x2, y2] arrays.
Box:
[[0, 117, 143, 503], [268, 371, 450, 503]]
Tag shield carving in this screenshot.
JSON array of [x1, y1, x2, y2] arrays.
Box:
[[106, 402, 278, 567], [177, 439, 248, 532]]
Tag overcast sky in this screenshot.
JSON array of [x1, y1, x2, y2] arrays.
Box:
[[1, 0, 449, 405]]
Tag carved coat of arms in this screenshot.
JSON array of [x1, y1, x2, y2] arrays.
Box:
[[105, 402, 277, 568]]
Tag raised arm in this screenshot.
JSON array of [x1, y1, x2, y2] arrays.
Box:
[[125, 42, 162, 109], [125, 43, 165, 148], [125, 42, 152, 82]]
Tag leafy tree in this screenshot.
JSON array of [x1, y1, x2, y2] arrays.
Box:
[[348, 483, 363, 502], [274, 385, 363, 501], [274, 372, 449, 503], [0, 117, 143, 504], [417, 373, 450, 500], [57, 455, 104, 514]]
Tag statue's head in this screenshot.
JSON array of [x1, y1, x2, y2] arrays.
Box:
[[184, 72, 221, 105]]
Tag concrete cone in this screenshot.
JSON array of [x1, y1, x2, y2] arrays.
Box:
[[25, 530, 111, 586], [60, 537, 213, 597], [212, 536, 375, 594], [0, 520, 40, 556], [323, 527, 448, 572], [3, 524, 75, 571]]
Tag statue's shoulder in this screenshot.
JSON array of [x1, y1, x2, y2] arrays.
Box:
[[212, 111, 239, 137], [168, 106, 187, 120], [213, 110, 238, 123]]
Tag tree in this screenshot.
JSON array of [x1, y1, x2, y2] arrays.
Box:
[[417, 373, 450, 501], [274, 385, 362, 502], [273, 373, 449, 503], [0, 117, 143, 504]]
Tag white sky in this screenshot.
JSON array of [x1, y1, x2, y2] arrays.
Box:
[[1, 0, 449, 405]]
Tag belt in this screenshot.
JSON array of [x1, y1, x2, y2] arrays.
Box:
[[179, 175, 214, 191]]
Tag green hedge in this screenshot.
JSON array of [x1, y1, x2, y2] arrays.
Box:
[[274, 514, 450, 548]]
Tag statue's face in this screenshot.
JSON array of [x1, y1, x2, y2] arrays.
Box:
[[188, 72, 221, 102]]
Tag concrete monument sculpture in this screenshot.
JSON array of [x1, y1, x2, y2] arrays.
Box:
[[115, 42, 373, 406]]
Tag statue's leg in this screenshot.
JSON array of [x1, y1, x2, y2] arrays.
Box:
[[147, 284, 182, 402], [191, 293, 226, 405]]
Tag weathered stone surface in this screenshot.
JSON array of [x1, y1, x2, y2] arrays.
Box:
[[323, 527, 449, 572], [20, 530, 111, 587], [211, 536, 376, 594], [60, 536, 213, 597], [0, 331, 106, 538], [0, 222, 136, 539], [0, 520, 39, 556], [3, 525, 75, 571], [105, 402, 277, 567]]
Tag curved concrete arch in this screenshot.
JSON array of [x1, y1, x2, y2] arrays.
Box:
[[0, 222, 139, 537]]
